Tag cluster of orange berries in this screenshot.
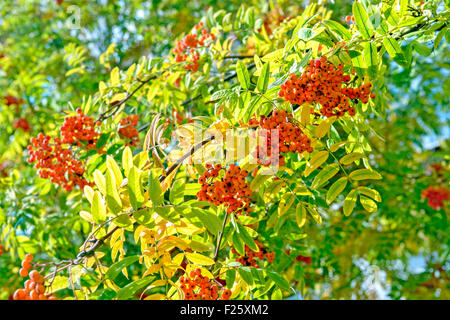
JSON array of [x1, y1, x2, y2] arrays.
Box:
[[0, 162, 8, 177], [3, 95, 23, 106], [13, 117, 31, 132], [173, 22, 216, 72], [13, 254, 57, 300], [27, 133, 90, 191], [60, 108, 100, 150], [196, 163, 252, 215], [232, 240, 275, 267], [118, 115, 139, 146], [0, 244, 4, 255], [344, 15, 355, 23], [278, 56, 375, 118], [179, 268, 231, 300], [248, 110, 313, 167], [422, 186, 449, 210]]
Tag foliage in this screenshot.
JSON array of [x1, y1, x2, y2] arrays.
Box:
[[0, 0, 448, 300]]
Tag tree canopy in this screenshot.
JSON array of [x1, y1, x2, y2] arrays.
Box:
[[0, 0, 448, 300]]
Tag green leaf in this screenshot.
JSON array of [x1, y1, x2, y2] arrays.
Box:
[[105, 255, 140, 281], [364, 42, 378, 77], [237, 223, 258, 251], [238, 267, 254, 285], [232, 230, 245, 256], [349, 169, 382, 181], [226, 269, 236, 289], [383, 37, 402, 58], [148, 171, 163, 206], [352, 1, 374, 39], [192, 208, 221, 235], [169, 179, 185, 205], [311, 163, 339, 190], [256, 63, 270, 93], [91, 191, 106, 224], [128, 166, 144, 210], [326, 177, 348, 205], [323, 20, 352, 40], [116, 277, 155, 300], [236, 61, 250, 89], [343, 189, 358, 216], [267, 271, 290, 290]]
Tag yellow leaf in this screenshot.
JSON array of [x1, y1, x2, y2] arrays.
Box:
[[304, 151, 329, 177], [185, 252, 215, 266], [315, 116, 336, 138], [300, 104, 311, 126]]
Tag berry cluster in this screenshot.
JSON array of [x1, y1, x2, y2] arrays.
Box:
[[179, 268, 231, 300], [285, 249, 312, 265], [13, 254, 57, 300], [13, 117, 31, 132], [3, 95, 23, 106], [196, 163, 252, 215], [173, 22, 216, 72], [344, 15, 355, 23], [422, 186, 449, 210], [0, 244, 4, 255], [278, 56, 375, 118], [0, 162, 7, 177], [27, 133, 90, 191], [118, 115, 139, 146], [60, 108, 100, 150], [249, 110, 313, 167], [232, 240, 275, 267]]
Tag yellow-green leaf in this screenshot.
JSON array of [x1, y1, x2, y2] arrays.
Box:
[[326, 177, 348, 205], [185, 252, 215, 266], [343, 189, 358, 216], [128, 167, 144, 210], [122, 146, 133, 178], [340, 152, 366, 165], [107, 156, 123, 187], [278, 193, 295, 216], [349, 169, 382, 181], [105, 169, 122, 214], [91, 191, 106, 224], [304, 151, 329, 177], [357, 187, 381, 202], [360, 195, 378, 212], [311, 163, 339, 190], [315, 117, 336, 138], [295, 204, 307, 228], [93, 169, 106, 195]]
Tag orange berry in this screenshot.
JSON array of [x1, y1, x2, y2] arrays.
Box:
[[19, 268, 28, 277]]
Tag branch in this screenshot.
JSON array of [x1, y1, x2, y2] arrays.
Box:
[[159, 135, 215, 182], [96, 74, 157, 123], [210, 212, 229, 271]]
